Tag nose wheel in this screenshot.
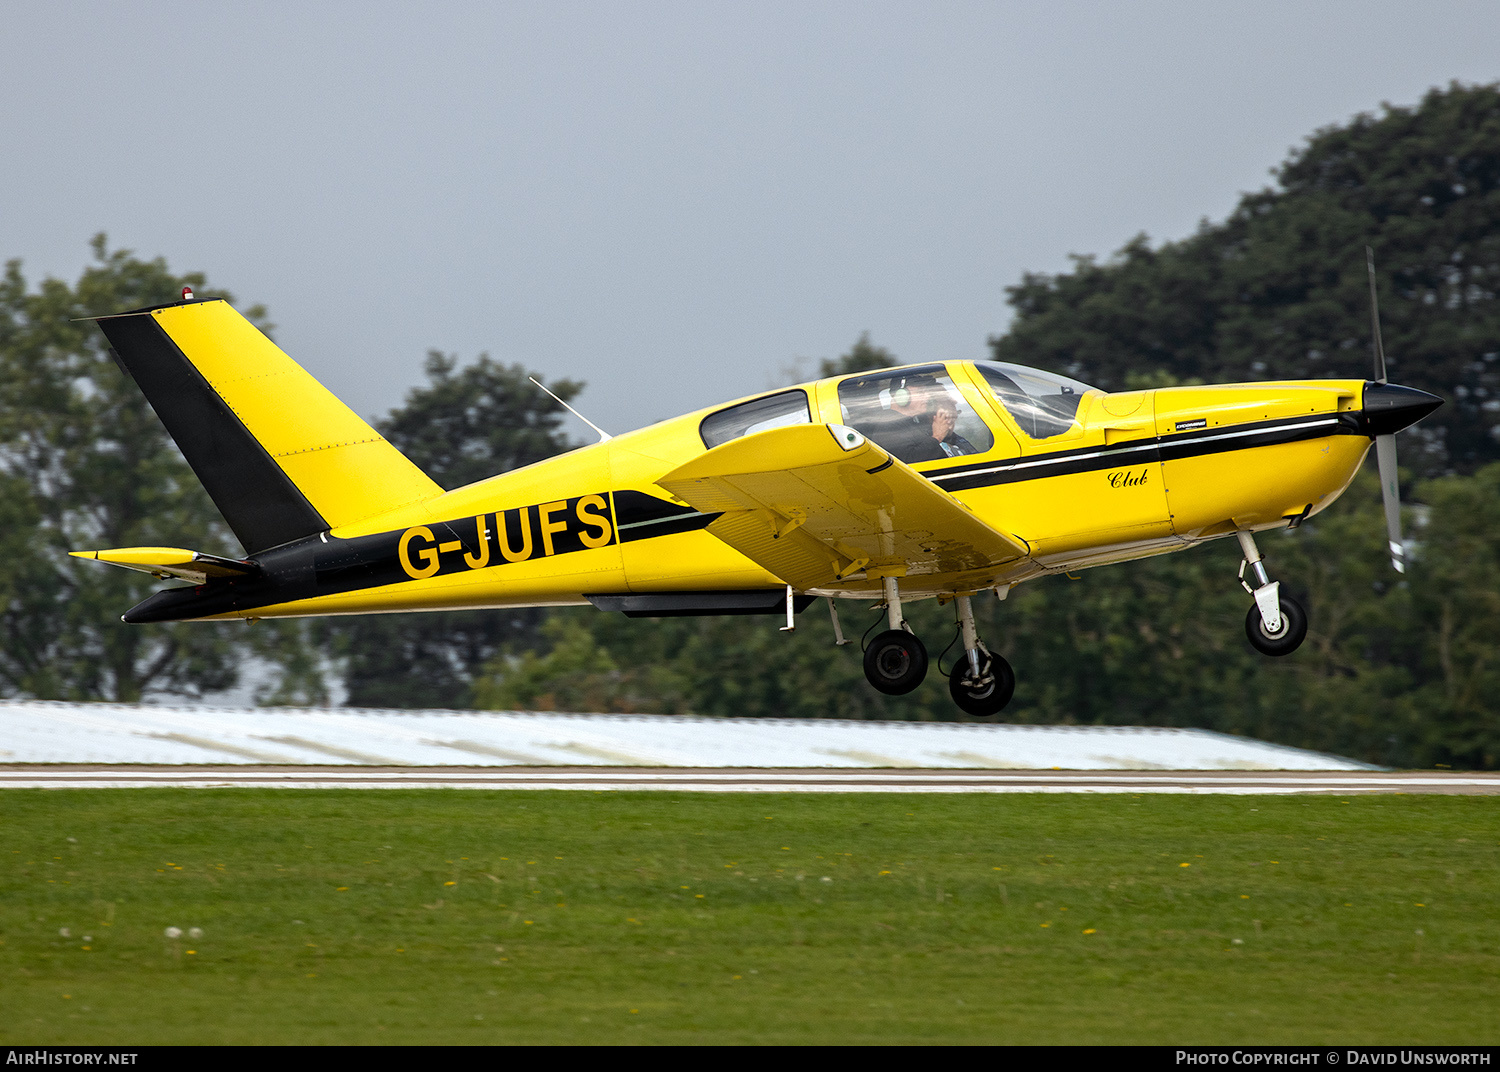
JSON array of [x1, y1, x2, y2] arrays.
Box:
[[1237, 530, 1308, 657], [1246, 595, 1307, 656]]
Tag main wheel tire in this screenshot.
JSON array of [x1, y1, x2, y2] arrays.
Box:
[[948, 650, 1016, 717], [863, 630, 929, 695], [1245, 594, 1308, 656]]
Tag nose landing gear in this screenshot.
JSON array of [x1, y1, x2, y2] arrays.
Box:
[[1237, 530, 1308, 656]]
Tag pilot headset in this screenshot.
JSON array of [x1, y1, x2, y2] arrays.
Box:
[[877, 376, 923, 410]]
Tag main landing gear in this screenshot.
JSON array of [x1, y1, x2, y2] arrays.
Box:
[[945, 592, 1015, 717], [863, 577, 929, 695], [855, 579, 1016, 716], [1237, 530, 1308, 657]]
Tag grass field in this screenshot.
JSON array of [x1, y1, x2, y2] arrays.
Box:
[[1, 789, 1497, 1045]]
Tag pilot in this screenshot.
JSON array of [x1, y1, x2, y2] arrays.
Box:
[[876, 375, 949, 463], [931, 398, 977, 457]]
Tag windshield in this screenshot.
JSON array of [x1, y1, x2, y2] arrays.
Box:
[[974, 361, 1097, 440]]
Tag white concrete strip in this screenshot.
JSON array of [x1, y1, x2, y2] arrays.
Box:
[[0, 700, 1380, 770], [2, 768, 1493, 793]]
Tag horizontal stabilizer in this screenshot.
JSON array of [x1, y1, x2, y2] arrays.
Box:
[[70, 547, 259, 584], [657, 424, 1029, 590]]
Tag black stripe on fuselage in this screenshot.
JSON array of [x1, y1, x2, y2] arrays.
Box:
[[611, 489, 719, 542], [125, 493, 621, 623], [923, 413, 1355, 493]]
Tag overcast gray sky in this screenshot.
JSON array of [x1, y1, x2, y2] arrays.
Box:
[[4, 1, 1499, 437]]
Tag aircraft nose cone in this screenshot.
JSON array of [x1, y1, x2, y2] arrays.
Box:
[[1361, 381, 1444, 436]]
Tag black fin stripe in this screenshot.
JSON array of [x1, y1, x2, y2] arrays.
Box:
[[97, 313, 328, 555]]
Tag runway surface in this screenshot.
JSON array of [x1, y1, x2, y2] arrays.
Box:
[[2, 766, 1495, 793]]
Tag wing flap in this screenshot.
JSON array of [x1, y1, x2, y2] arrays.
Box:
[[657, 424, 1029, 589]]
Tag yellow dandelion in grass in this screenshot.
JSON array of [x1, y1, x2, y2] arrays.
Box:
[[444, 881, 456, 886], [1040, 922, 1051, 928], [1240, 895, 1249, 899], [336, 886, 349, 892], [1083, 929, 1096, 935], [696, 894, 705, 899], [524, 920, 533, 925], [1179, 863, 1191, 868]]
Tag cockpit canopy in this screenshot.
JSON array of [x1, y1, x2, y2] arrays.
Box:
[[696, 360, 1100, 462]]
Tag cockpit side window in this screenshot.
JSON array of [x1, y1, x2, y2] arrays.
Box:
[[836, 365, 995, 464], [975, 362, 1095, 440], [699, 389, 811, 450]]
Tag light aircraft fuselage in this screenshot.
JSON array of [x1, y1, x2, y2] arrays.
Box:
[[75, 297, 1441, 715]]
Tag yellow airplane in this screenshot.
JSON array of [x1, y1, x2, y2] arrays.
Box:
[[75, 273, 1440, 716]]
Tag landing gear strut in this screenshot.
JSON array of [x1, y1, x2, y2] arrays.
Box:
[[1237, 530, 1308, 657], [863, 576, 928, 695], [947, 592, 1015, 716]]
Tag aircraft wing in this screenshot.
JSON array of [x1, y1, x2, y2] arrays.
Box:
[[656, 424, 1029, 590]]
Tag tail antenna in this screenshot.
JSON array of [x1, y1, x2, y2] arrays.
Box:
[[529, 377, 612, 443]]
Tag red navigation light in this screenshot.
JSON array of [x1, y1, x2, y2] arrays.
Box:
[[181, 287, 194, 301]]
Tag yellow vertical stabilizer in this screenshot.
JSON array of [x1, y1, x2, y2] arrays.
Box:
[[150, 301, 441, 529]]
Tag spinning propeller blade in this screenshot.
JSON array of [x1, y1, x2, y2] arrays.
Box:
[[1366, 246, 1403, 573], [1367, 246, 1388, 386]]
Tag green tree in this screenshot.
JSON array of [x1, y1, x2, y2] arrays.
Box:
[[1405, 463, 1500, 767], [993, 82, 1500, 474], [819, 332, 898, 378], [0, 236, 257, 701], [325, 355, 582, 708]]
